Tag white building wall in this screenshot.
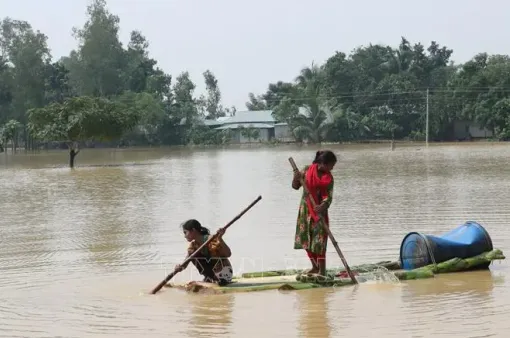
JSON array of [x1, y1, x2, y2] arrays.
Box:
[[239, 128, 269, 143], [274, 124, 294, 142]]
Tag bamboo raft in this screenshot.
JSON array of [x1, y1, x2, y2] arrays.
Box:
[[164, 249, 505, 294]]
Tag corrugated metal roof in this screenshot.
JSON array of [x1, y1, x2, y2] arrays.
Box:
[[215, 123, 274, 130], [180, 116, 234, 126], [203, 119, 223, 126], [180, 110, 278, 127], [221, 110, 275, 124]]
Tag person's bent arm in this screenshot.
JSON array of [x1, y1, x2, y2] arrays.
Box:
[[212, 237, 231, 258], [322, 176, 334, 209], [292, 166, 308, 190]]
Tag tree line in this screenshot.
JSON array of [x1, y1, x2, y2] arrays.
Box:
[[248, 39, 510, 143], [0, 0, 236, 159], [1, 0, 510, 161]]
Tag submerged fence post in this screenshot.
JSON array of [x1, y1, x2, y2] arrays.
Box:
[[425, 88, 429, 147]]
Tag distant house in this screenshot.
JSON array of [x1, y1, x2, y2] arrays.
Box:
[[180, 110, 294, 144], [453, 120, 493, 140], [213, 110, 274, 143], [201, 116, 231, 127], [208, 110, 294, 143]]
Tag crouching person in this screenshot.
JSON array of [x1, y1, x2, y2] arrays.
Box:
[[174, 219, 233, 286]]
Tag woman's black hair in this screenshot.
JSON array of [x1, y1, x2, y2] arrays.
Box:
[[181, 219, 210, 235], [313, 150, 337, 165]]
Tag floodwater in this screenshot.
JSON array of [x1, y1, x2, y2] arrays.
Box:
[[0, 142, 509, 337]]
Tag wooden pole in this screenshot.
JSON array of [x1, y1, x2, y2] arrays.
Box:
[[289, 157, 357, 284], [426, 88, 429, 147]]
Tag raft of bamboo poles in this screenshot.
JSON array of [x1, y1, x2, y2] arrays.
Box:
[[163, 249, 505, 294]]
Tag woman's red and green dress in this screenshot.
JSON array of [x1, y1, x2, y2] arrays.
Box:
[[294, 163, 334, 261]]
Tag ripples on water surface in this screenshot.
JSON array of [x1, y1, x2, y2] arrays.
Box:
[[0, 143, 510, 337]]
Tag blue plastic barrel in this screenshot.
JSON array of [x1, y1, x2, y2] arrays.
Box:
[[399, 221, 493, 270]]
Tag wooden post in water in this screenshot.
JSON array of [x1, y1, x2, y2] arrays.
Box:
[[426, 88, 429, 147]]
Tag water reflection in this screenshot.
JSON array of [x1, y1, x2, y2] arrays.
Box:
[[403, 270, 499, 298], [206, 151, 222, 222], [186, 293, 234, 337], [70, 168, 141, 271], [0, 169, 58, 289], [296, 289, 332, 338], [399, 270, 505, 337]]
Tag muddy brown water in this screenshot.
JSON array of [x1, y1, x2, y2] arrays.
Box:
[[1, 143, 509, 337]]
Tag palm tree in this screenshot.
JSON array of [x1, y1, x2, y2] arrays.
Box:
[[381, 37, 414, 75], [290, 63, 334, 143]]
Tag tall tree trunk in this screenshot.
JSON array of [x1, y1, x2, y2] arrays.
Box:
[[69, 149, 77, 168]]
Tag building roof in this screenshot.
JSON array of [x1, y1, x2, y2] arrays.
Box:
[[181, 110, 281, 127], [203, 119, 224, 126], [215, 123, 274, 130], [180, 115, 236, 126], [221, 110, 275, 124]]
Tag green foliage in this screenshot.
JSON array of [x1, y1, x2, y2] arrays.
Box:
[[0, 17, 50, 125], [199, 70, 225, 120], [3, 1, 510, 149], [69, 0, 125, 97], [27, 96, 140, 143], [250, 37, 510, 142], [0, 118, 22, 146], [188, 126, 233, 145]]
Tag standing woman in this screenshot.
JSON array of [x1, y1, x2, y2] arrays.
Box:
[[292, 150, 337, 276]]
